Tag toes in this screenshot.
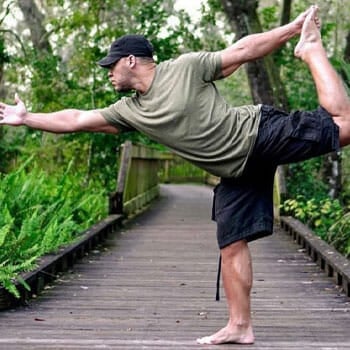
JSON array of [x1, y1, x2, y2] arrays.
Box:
[[196, 336, 213, 345]]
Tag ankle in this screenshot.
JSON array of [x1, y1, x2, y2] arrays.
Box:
[[228, 318, 252, 330]]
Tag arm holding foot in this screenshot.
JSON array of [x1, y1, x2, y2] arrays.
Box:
[[219, 6, 315, 78]]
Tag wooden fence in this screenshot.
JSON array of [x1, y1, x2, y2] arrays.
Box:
[[109, 141, 161, 217], [158, 152, 207, 184]]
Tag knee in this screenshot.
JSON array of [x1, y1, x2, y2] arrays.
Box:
[[221, 240, 248, 260], [334, 118, 350, 147]]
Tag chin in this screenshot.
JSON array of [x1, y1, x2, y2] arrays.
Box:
[[116, 87, 132, 93]]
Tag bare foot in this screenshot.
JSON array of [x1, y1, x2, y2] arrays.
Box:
[[294, 5, 322, 60], [196, 325, 255, 345]]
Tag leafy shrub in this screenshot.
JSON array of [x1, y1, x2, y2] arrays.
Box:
[[0, 159, 107, 297], [327, 213, 350, 258], [281, 195, 350, 257]]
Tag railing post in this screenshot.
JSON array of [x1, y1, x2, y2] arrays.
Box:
[[109, 141, 132, 215]]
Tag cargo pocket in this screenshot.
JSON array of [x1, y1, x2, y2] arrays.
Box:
[[290, 111, 321, 142]]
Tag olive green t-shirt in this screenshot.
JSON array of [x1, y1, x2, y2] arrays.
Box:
[[100, 52, 261, 178]]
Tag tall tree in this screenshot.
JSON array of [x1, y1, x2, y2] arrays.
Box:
[[17, 0, 52, 53], [219, 0, 288, 109], [345, 31, 350, 63], [280, 0, 292, 26]]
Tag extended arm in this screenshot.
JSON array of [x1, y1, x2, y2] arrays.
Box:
[[219, 5, 316, 77], [0, 94, 119, 134]]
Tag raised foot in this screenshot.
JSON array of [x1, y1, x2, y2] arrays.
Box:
[[294, 5, 322, 60], [196, 325, 255, 345]]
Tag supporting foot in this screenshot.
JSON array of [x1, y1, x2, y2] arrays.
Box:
[[196, 324, 255, 345]]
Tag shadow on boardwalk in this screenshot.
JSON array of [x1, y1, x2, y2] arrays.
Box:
[[0, 184, 349, 350]]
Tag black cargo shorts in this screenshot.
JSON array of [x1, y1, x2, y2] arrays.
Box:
[[212, 105, 340, 249]]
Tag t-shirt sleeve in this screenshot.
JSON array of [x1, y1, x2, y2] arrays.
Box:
[[98, 100, 135, 132], [194, 52, 223, 82]]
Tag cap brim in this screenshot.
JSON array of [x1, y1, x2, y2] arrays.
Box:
[[97, 55, 121, 68]]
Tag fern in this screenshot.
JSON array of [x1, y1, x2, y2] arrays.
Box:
[[0, 159, 107, 298]]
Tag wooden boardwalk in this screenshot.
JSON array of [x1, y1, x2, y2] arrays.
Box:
[[0, 184, 349, 350]]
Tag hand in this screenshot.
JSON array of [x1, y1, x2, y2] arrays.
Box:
[[292, 5, 320, 34], [0, 93, 27, 126]]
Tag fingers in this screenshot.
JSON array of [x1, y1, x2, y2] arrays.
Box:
[[15, 93, 20, 104]]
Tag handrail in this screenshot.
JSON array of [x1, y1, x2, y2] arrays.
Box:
[[280, 216, 350, 297], [158, 151, 207, 184], [109, 140, 133, 215], [109, 141, 162, 217]]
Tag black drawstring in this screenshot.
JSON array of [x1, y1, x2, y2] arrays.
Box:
[[215, 254, 222, 301]]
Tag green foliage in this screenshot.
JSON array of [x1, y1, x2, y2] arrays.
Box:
[[286, 158, 328, 199], [282, 157, 350, 256], [282, 195, 343, 240], [0, 159, 107, 297], [0, 35, 10, 65], [259, 6, 279, 30], [282, 194, 350, 258], [328, 213, 350, 258]]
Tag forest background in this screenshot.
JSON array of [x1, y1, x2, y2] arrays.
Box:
[[0, 0, 349, 297]]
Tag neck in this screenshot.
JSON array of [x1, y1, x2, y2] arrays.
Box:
[[134, 63, 156, 94]]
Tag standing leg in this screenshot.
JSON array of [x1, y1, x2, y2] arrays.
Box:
[[197, 240, 255, 345], [294, 5, 350, 146]]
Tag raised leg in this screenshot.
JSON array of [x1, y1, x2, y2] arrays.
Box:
[[295, 5, 350, 146], [197, 240, 255, 345]]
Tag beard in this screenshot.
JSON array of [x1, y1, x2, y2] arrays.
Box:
[[115, 85, 133, 93]]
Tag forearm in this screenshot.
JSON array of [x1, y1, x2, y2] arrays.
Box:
[[236, 22, 299, 61], [24, 109, 118, 134], [24, 109, 82, 133], [220, 7, 309, 77]]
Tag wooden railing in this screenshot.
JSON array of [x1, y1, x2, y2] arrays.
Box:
[[280, 216, 350, 297], [158, 152, 207, 184], [109, 141, 161, 217]]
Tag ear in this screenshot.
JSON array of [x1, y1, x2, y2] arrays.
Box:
[[126, 55, 137, 68]]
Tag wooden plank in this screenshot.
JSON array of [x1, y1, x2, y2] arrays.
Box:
[[0, 184, 349, 350]]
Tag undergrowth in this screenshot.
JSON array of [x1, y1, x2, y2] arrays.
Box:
[[281, 159, 350, 258], [0, 159, 107, 297]]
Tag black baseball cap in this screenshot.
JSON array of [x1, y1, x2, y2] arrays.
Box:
[[98, 34, 154, 68]]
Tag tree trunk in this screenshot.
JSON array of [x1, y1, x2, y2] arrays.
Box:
[[220, 0, 289, 109], [17, 0, 51, 53], [345, 30, 350, 63], [323, 152, 342, 200], [280, 0, 292, 26], [0, 38, 6, 99]]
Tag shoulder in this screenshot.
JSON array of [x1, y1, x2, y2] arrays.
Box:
[[98, 97, 134, 131], [172, 51, 220, 65], [162, 52, 221, 80], [180, 52, 222, 81]]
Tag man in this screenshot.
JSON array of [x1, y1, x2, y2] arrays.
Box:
[[1, 5, 349, 345]]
